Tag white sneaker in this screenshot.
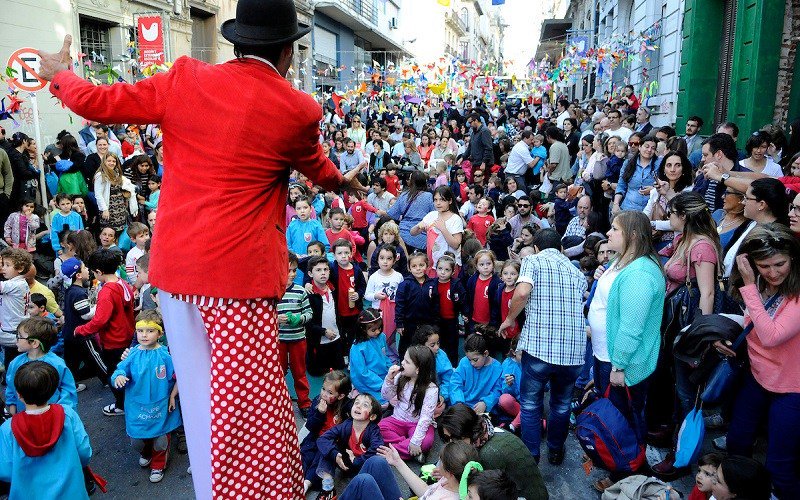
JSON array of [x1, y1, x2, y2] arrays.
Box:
[[76, 383, 87, 393], [149, 469, 164, 483], [102, 404, 124, 416], [139, 456, 152, 467]]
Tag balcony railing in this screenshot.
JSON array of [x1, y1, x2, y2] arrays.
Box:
[[338, 0, 378, 26], [445, 10, 467, 34]]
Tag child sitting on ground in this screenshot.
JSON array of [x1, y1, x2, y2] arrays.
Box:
[[349, 309, 393, 405], [496, 338, 522, 432], [689, 452, 724, 500], [111, 310, 180, 483], [0, 361, 92, 499], [467, 469, 519, 500], [450, 334, 503, 415], [316, 393, 384, 500], [300, 370, 352, 495], [5, 317, 78, 416], [379, 345, 439, 461], [413, 325, 453, 405]]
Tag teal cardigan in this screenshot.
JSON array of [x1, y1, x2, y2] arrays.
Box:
[[606, 256, 666, 386]]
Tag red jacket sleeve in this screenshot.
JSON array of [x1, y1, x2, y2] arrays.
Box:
[[49, 58, 184, 125], [74, 288, 113, 336]]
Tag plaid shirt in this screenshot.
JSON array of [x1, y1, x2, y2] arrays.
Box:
[[517, 248, 587, 366]]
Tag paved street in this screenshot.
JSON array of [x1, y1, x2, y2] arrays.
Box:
[[78, 374, 700, 499]]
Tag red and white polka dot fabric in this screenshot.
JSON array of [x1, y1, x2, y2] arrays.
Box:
[[197, 299, 304, 499]]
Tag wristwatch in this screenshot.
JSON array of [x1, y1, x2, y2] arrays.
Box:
[[611, 367, 624, 373], [720, 172, 730, 186]]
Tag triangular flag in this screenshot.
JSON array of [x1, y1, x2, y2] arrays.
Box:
[[437, 0, 450, 5], [331, 92, 344, 117]]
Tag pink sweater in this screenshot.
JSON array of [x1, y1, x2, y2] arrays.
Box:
[[381, 373, 439, 446], [741, 284, 800, 393]]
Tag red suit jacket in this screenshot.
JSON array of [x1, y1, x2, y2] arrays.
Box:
[[51, 56, 343, 300]]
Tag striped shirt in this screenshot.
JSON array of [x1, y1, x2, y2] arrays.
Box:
[[277, 284, 312, 341]]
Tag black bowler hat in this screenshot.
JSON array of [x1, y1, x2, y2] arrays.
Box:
[[221, 0, 311, 47]]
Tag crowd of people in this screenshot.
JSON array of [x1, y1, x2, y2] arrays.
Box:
[[0, 82, 798, 500]]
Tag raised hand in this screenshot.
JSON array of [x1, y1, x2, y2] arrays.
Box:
[[38, 35, 73, 81]]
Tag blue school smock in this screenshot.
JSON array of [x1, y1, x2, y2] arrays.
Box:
[[450, 356, 503, 411], [0, 405, 91, 500], [286, 218, 330, 284], [435, 349, 454, 403], [349, 334, 393, 404], [111, 345, 181, 439], [500, 357, 521, 399], [5, 352, 77, 411]]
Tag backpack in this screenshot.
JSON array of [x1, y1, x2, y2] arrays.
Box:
[[575, 386, 646, 473]]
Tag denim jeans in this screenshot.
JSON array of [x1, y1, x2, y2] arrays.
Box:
[[727, 371, 800, 499], [574, 340, 594, 390], [520, 352, 581, 458], [593, 357, 649, 443], [339, 456, 403, 500]]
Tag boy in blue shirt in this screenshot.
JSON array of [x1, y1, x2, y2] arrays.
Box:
[[5, 317, 77, 416], [450, 334, 502, 414], [0, 361, 92, 500], [286, 196, 329, 284], [112, 309, 180, 483], [50, 194, 84, 255]]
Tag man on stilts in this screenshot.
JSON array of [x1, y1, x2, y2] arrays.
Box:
[[37, 1, 366, 498]]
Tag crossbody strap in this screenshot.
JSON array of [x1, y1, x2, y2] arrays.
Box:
[[730, 292, 782, 350]]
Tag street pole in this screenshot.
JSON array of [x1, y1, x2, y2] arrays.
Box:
[[29, 92, 50, 214]]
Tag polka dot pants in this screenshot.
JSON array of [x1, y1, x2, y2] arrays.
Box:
[[196, 299, 304, 499]]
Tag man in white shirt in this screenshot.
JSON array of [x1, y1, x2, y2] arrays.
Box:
[[604, 110, 632, 143], [366, 177, 395, 211], [459, 184, 483, 221], [506, 131, 538, 192], [363, 130, 390, 156], [555, 99, 571, 130]]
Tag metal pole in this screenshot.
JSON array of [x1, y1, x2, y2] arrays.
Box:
[[29, 93, 49, 211]]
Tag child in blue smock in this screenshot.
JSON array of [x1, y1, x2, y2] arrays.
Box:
[[0, 361, 92, 500], [496, 338, 523, 432], [413, 325, 453, 405], [450, 334, 503, 413], [349, 309, 393, 405], [286, 196, 330, 284], [5, 317, 77, 416], [112, 310, 180, 484]]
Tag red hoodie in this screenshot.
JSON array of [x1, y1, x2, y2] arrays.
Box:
[[75, 280, 135, 349], [11, 404, 65, 457]]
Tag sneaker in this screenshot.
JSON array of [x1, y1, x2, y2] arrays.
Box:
[[548, 447, 565, 466], [102, 404, 124, 416], [76, 383, 87, 393], [149, 469, 164, 483], [139, 456, 152, 467], [317, 488, 336, 500], [704, 413, 726, 430], [713, 436, 727, 451]]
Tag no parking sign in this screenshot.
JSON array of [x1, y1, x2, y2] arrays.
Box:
[[6, 48, 47, 92]]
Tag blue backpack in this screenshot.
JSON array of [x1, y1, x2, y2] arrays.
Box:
[[575, 386, 646, 473]]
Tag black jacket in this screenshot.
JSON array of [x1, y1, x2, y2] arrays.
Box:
[[468, 124, 494, 166]]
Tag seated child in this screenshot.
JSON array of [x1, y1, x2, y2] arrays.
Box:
[[316, 393, 384, 499], [467, 469, 519, 500], [689, 452, 724, 500], [5, 317, 77, 416], [413, 325, 453, 405], [349, 309, 392, 405], [379, 345, 439, 460], [300, 370, 352, 495], [111, 310, 180, 483], [496, 338, 522, 432], [0, 361, 91, 499], [450, 334, 502, 414]]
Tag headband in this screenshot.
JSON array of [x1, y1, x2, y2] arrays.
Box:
[[136, 320, 163, 333], [459, 461, 483, 499]]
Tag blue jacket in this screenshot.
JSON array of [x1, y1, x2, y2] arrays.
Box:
[[0, 405, 91, 500], [450, 356, 503, 411], [50, 211, 84, 253], [425, 278, 466, 320], [350, 334, 393, 404], [395, 276, 435, 329], [463, 273, 503, 327], [500, 357, 521, 399], [5, 352, 77, 411], [435, 349, 454, 403], [300, 394, 353, 457], [317, 419, 383, 473], [111, 345, 181, 439], [287, 218, 330, 284]]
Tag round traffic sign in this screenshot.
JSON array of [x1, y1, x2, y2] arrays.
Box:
[[6, 48, 46, 92]]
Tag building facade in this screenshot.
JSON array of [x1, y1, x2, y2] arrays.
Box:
[[1, 0, 237, 143]]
